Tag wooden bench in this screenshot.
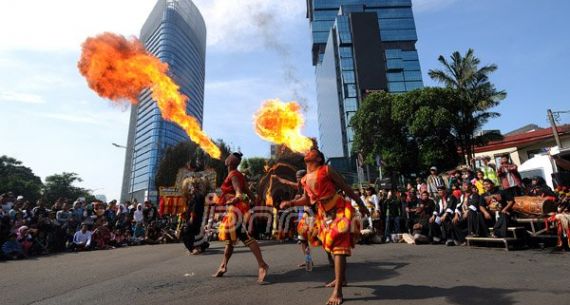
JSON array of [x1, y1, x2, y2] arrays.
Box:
[[465, 227, 527, 251], [465, 236, 518, 251]]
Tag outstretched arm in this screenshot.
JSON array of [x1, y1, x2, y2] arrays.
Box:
[[272, 175, 298, 188], [280, 192, 310, 209], [328, 166, 370, 217]]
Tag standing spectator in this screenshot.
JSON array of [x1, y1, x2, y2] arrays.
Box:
[[383, 190, 402, 243], [497, 154, 522, 198], [472, 170, 486, 195], [32, 199, 49, 220], [364, 187, 380, 230], [481, 156, 499, 185], [426, 166, 445, 199], [133, 203, 144, 224], [415, 178, 423, 193], [71, 224, 92, 251], [1, 192, 15, 213], [51, 198, 65, 212], [143, 200, 158, 224]]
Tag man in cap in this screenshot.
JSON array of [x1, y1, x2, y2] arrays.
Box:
[[427, 166, 445, 199]]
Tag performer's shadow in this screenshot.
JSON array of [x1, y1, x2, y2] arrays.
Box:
[[267, 261, 407, 289], [350, 284, 520, 305]]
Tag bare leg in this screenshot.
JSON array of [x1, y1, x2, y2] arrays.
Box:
[[247, 240, 269, 284], [213, 243, 233, 277], [325, 253, 347, 287], [326, 254, 345, 305], [298, 241, 308, 267]]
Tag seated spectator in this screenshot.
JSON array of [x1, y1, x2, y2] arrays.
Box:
[[454, 182, 488, 238], [92, 220, 112, 250], [110, 228, 129, 247], [2, 233, 24, 259], [145, 221, 161, 244], [480, 179, 515, 238], [432, 185, 462, 246], [412, 191, 436, 244], [16, 226, 34, 256], [553, 190, 569, 248], [528, 176, 556, 197], [71, 224, 93, 251], [131, 222, 145, 245]]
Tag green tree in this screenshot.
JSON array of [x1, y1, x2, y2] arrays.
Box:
[[428, 49, 506, 162], [0, 156, 43, 202], [351, 89, 461, 176], [240, 157, 267, 180], [154, 140, 232, 188], [43, 172, 93, 204]]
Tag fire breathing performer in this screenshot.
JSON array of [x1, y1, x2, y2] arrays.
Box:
[[280, 149, 370, 305], [213, 152, 269, 284]]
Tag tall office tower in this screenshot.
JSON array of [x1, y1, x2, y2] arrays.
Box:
[[120, 0, 206, 203], [306, 0, 423, 174]]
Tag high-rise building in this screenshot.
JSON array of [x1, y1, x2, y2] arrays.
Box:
[[306, 0, 423, 174], [120, 0, 206, 204]]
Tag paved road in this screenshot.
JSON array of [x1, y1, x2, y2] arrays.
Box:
[[1, 241, 568, 305]]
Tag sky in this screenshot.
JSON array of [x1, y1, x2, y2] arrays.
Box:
[[0, 0, 569, 201]]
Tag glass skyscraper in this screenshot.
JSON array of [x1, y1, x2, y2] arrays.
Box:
[[307, 0, 423, 173], [120, 0, 206, 203]]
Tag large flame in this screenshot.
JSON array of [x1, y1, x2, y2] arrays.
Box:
[[253, 99, 312, 153], [78, 33, 221, 159]]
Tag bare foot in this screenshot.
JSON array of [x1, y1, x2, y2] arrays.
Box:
[[298, 262, 306, 268], [191, 249, 201, 255], [326, 291, 343, 305], [257, 264, 269, 284], [212, 267, 227, 277], [324, 279, 348, 287]]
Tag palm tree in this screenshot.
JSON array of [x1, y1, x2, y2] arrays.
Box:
[[428, 49, 506, 164]]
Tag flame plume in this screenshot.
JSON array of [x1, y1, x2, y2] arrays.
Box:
[[78, 33, 221, 159], [253, 99, 312, 153]]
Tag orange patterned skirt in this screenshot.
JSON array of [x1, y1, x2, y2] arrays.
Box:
[[315, 194, 360, 256], [217, 201, 251, 243]]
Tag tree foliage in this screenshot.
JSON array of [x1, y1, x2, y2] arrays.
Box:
[[155, 140, 232, 188], [43, 172, 93, 204], [351, 88, 461, 176], [240, 157, 268, 180], [0, 156, 43, 202], [428, 49, 506, 161]]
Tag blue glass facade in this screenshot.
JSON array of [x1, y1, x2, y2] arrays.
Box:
[[307, 0, 423, 172], [121, 0, 206, 203]]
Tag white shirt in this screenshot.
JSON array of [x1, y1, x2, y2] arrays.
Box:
[[73, 230, 92, 245]]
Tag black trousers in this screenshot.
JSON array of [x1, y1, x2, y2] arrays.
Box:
[[493, 213, 510, 238], [442, 218, 464, 242], [466, 210, 490, 237]]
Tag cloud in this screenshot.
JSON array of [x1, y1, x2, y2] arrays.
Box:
[[0, 0, 306, 53], [413, 0, 457, 13], [0, 91, 45, 104]]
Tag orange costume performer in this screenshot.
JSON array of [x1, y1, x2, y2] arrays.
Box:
[[213, 152, 268, 284], [301, 165, 360, 255], [217, 169, 253, 244], [281, 149, 369, 305]]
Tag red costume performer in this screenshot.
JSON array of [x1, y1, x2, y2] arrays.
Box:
[[213, 152, 269, 284], [281, 149, 369, 305]]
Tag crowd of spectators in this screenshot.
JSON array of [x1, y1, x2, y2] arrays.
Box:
[[0, 194, 179, 260], [352, 155, 570, 247]]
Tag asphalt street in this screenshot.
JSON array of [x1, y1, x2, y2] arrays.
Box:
[[1, 241, 568, 305]]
